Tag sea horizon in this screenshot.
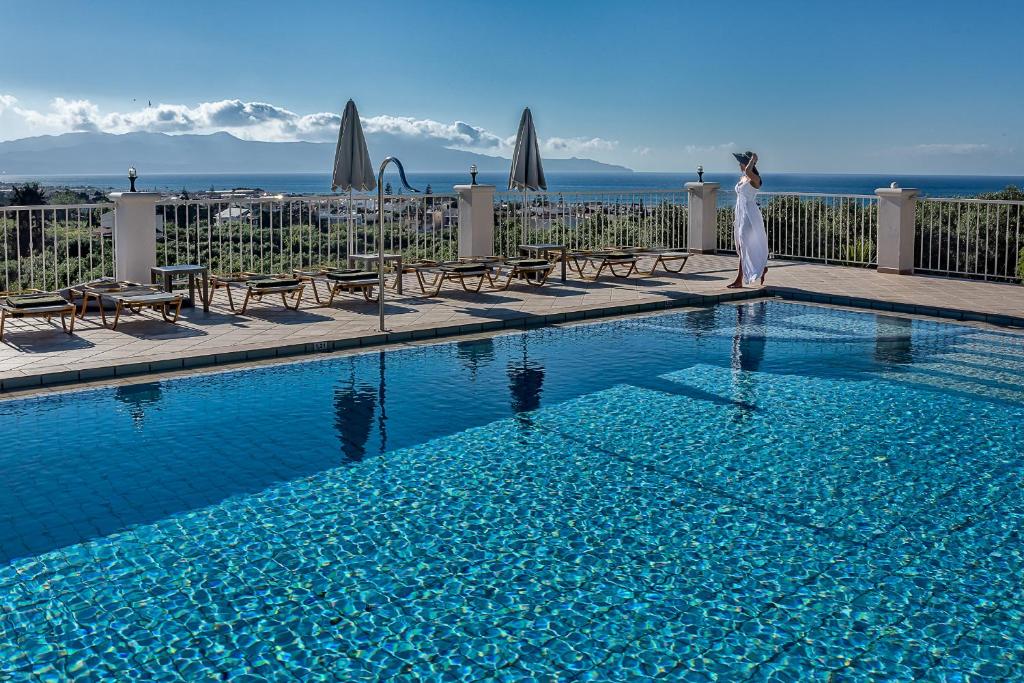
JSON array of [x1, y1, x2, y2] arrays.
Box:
[[2, 170, 1023, 198]]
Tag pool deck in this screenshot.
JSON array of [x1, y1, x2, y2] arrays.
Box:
[[1, 254, 1022, 394]]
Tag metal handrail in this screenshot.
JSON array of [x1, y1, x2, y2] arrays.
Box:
[[495, 188, 689, 199], [2, 202, 114, 210], [919, 197, 1024, 206], [154, 193, 456, 207]]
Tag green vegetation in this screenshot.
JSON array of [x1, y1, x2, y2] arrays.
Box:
[[716, 195, 878, 266], [156, 202, 458, 276], [2, 184, 1022, 293], [915, 186, 1023, 280], [494, 198, 689, 255], [2, 183, 115, 292]]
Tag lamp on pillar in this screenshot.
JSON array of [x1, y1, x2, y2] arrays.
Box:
[[128, 167, 138, 192], [470, 164, 478, 185], [697, 165, 704, 183]]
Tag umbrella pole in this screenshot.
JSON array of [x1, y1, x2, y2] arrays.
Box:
[[347, 188, 354, 267], [521, 190, 528, 246]]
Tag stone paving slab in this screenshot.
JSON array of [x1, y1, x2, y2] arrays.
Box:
[[0, 255, 1021, 392]]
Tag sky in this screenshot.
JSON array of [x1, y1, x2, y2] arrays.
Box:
[[0, 0, 1021, 174]]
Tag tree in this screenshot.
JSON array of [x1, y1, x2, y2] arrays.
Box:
[[9, 183, 46, 257], [48, 189, 89, 205], [384, 182, 393, 196]]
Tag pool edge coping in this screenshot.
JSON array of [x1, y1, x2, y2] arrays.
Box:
[[2, 286, 1022, 397]]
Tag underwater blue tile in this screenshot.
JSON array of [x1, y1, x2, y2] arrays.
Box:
[[2, 302, 1024, 679]]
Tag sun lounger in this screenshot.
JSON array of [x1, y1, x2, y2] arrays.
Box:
[[488, 258, 556, 290], [0, 291, 77, 341], [600, 245, 690, 275], [633, 248, 690, 275], [211, 273, 305, 314], [76, 283, 184, 330], [408, 260, 494, 297], [294, 268, 380, 306], [566, 250, 640, 281]]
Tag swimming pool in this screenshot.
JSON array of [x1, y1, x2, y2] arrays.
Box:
[[2, 301, 1022, 680]]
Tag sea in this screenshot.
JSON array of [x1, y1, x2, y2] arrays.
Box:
[[3, 171, 1023, 198]]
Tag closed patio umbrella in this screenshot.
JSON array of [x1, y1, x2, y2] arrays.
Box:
[[508, 107, 547, 244], [332, 99, 375, 261]]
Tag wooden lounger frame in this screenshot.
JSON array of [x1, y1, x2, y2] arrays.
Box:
[[634, 250, 690, 276], [567, 252, 640, 281], [488, 261, 556, 290], [410, 262, 492, 297], [77, 285, 183, 330], [211, 273, 305, 314], [294, 270, 379, 307], [72, 281, 183, 330], [0, 291, 77, 341]]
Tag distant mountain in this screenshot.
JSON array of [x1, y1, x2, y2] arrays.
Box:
[[0, 131, 632, 175]]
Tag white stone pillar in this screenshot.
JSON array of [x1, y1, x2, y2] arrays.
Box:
[[684, 182, 720, 253], [874, 187, 919, 275], [455, 184, 496, 258], [110, 191, 160, 283]]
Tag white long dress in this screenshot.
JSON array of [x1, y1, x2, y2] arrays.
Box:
[[734, 177, 769, 284]]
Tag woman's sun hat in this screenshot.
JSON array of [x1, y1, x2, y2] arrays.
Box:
[[733, 151, 754, 165], [733, 150, 759, 176]]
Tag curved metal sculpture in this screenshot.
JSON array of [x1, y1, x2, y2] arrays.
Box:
[[376, 157, 420, 331]]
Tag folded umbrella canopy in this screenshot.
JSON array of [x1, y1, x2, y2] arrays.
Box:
[[508, 107, 547, 245], [508, 107, 546, 192], [332, 100, 375, 259]]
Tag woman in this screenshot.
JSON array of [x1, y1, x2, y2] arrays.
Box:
[[727, 151, 769, 288]]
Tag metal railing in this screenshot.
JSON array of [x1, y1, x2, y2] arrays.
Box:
[[717, 191, 879, 266], [155, 193, 459, 273], [494, 189, 688, 255], [4, 189, 1021, 293], [0, 203, 115, 292], [916, 197, 1023, 282]]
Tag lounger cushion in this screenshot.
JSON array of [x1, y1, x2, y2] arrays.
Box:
[[325, 270, 377, 282], [5, 293, 70, 309], [249, 277, 301, 288], [604, 252, 634, 260], [507, 259, 549, 268], [442, 263, 487, 274]]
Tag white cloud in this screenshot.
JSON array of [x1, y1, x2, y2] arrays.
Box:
[[684, 142, 737, 155], [361, 114, 504, 150], [633, 146, 652, 156], [542, 136, 617, 156], [0, 94, 17, 113], [17, 97, 103, 132], [3, 95, 620, 159]]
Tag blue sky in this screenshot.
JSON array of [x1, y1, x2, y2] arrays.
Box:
[[1, 0, 1021, 173]]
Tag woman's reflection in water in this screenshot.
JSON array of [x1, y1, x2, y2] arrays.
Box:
[[729, 303, 767, 421]]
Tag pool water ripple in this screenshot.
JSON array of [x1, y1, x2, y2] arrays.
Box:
[[1, 301, 1023, 680]]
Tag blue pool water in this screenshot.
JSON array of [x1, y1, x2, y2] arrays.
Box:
[[1, 301, 1023, 681]]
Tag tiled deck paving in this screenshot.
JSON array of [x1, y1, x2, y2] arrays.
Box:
[[1, 254, 1022, 392]]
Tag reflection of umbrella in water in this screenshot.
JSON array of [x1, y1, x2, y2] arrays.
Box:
[[333, 360, 378, 463], [115, 382, 163, 427], [507, 336, 544, 415], [456, 337, 495, 381]]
